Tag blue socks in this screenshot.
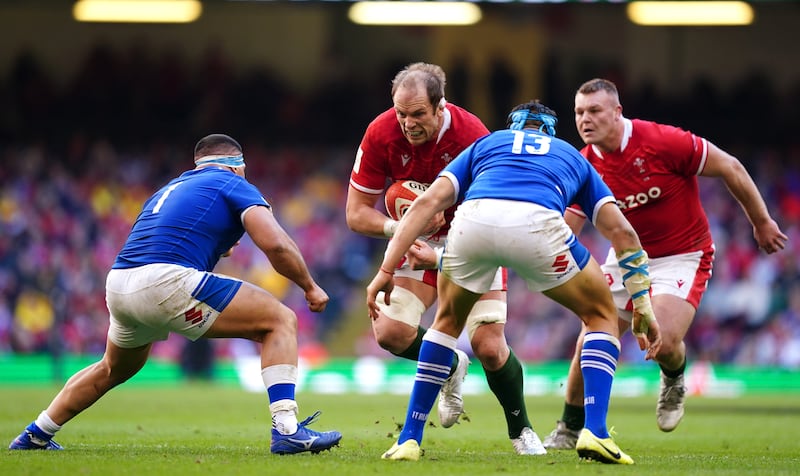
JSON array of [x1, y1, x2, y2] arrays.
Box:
[[267, 383, 295, 404], [398, 329, 457, 445], [26, 422, 53, 441], [580, 332, 620, 439]]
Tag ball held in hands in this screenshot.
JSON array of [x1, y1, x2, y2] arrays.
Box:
[[384, 180, 429, 220]]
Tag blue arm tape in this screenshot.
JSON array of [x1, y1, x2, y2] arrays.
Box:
[[619, 249, 650, 281], [631, 289, 649, 299]]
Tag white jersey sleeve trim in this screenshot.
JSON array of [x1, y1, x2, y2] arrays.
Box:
[[439, 171, 460, 203], [695, 137, 709, 176], [590, 196, 617, 228], [349, 179, 384, 195], [240, 203, 269, 224], [566, 206, 587, 219]]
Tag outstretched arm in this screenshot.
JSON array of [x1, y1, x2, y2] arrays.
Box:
[[594, 202, 661, 359], [701, 142, 787, 254], [365, 177, 456, 319], [244, 205, 328, 312]]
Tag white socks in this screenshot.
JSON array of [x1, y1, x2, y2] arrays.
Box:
[[35, 411, 61, 436], [270, 400, 299, 435], [262, 365, 300, 435]]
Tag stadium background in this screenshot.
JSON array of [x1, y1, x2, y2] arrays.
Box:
[[0, 1, 798, 394]]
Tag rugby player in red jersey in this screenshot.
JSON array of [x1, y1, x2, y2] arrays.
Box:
[[543, 78, 787, 449], [346, 62, 544, 455]]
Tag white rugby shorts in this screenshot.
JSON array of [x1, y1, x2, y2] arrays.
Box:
[[106, 263, 242, 348], [602, 246, 714, 321], [441, 199, 588, 294], [381, 233, 506, 328], [394, 233, 505, 290]]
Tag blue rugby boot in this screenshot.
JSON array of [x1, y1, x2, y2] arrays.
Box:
[[270, 411, 342, 455], [9, 423, 63, 450]]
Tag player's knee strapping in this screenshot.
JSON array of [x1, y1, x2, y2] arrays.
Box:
[[376, 287, 426, 326], [465, 299, 507, 341]]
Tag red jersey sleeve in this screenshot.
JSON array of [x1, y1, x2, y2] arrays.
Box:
[[643, 120, 708, 177], [350, 109, 397, 195]]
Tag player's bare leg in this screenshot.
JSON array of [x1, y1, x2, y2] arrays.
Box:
[[547, 291, 695, 445], [9, 340, 151, 450], [46, 341, 152, 425], [543, 258, 633, 464], [371, 277, 470, 428], [383, 278, 476, 460], [207, 282, 342, 454], [543, 334, 584, 449], [651, 295, 694, 432], [371, 277, 436, 355], [469, 294, 545, 455]]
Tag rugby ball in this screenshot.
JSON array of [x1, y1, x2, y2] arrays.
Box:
[[384, 180, 428, 220]]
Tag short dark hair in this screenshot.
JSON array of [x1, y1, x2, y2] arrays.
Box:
[[576, 78, 619, 97], [194, 134, 242, 159], [391, 62, 446, 109]]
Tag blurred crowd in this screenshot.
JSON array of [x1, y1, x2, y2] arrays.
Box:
[[1, 44, 800, 369]]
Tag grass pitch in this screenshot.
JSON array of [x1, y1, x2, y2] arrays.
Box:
[[1, 385, 798, 475]]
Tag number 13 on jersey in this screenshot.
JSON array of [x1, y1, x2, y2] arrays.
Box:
[[511, 130, 552, 155]]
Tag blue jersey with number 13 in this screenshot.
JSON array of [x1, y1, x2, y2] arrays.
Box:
[[440, 129, 614, 223]]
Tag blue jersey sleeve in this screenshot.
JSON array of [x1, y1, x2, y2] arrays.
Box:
[[438, 129, 615, 218], [572, 160, 615, 224], [439, 142, 477, 203]]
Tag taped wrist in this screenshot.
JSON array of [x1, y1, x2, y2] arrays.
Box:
[[383, 219, 399, 237], [618, 248, 654, 334], [617, 248, 651, 301]]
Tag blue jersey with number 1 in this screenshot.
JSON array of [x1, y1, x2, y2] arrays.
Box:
[[113, 168, 269, 271], [440, 129, 614, 223]]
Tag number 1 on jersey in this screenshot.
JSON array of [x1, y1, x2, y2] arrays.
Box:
[[152, 182, 183, 214]]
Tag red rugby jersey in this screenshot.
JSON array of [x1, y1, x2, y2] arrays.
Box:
[[577, 118, 712, 258], [350, 103, 489, 236]]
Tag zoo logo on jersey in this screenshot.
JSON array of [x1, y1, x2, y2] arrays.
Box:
[[617, 186, 662, 211]]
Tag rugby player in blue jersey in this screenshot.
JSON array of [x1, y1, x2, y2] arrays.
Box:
[[9, 134, 342, 455], [366, 101, 662, 464]]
